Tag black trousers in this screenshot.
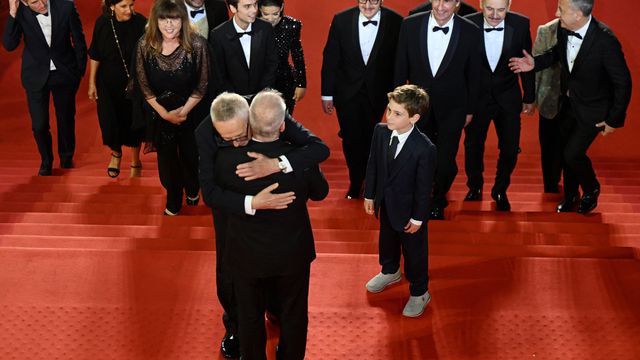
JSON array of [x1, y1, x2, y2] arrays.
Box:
[[379, 206, 429, 296], [464, 101, 521, 196], [25, 70, 79, 166], [335, 90, 385, 195], [420, 110, 464, 208], [235, 266, 311, 360], [155, 121, 199, 213], [557, 99, 601, 198], [211, 210, 238, 335], [539, 114, 563, 192]]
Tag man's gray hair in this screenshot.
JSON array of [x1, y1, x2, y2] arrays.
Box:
[[249, 89, 287, 139], [210, 92, 249, 124], [570, 0, 594, 16]]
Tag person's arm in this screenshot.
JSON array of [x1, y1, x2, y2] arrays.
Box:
[[304, 165, 329, 202], [600, 34, 632, 129], [363, 125, 380, 212], [68, 1, 88, 77], [179, 37, 209, 118], [290, 19, 307, 103], [464, 24, 483, 126], [3, 0, 23, 51], [320, 15, 340, 114], [412, 141, 437, 223], [87, 59, 99, 100]]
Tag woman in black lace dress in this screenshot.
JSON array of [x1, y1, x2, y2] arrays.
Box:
[[135, 0, 209, 215], [259, 0, 306, 114], [88, 0, 146, 178]]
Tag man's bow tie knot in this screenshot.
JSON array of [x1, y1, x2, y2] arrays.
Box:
[[484, 27, 504, 33], [566, 30, 583, 40], [190, 8, 204, 18], [237, 31, 254, 38], [432, 26, 449, 34], [362, 20, 378, 27]]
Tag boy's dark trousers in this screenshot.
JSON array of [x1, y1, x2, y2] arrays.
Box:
[[378, 205, 429, 296]]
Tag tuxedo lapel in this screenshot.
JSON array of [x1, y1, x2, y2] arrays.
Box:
[[224, 23, 249, 71], [571, 19, 598, 74], [367, 8, 386, 66], [420, 13, 433, 78], [558, 28, 570, 70], [388, 131, 417, 182], [249, 24, 263, 73], [496, 20, 514, 71], [435, 15, 460, 78], [22, 4, 48, 46], [351, 10, 366, 67]]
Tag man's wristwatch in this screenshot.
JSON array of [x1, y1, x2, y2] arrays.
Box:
[[277, 156, 287, 172]]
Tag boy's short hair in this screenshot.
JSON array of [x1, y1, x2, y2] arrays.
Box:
[[387, 85, 429, 117]]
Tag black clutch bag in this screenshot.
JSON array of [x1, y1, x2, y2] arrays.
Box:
[[156, 91, 185, 111]]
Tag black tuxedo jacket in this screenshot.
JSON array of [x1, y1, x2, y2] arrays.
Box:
[[215, 140, 329, 277], [3, 0, 87, 91], [364, 124, 436, 232], [209, 18, 278, 96], [409, 2, 477, 17], [321, 6, 403, 107], [465, 12, 535, 112], [195, 113, 330, 214], [204, 0, 228, 30], [394, 12, 482, 129], [534, 18, 632, 128]]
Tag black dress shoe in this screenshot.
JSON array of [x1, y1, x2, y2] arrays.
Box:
[[38, 163, 52, 176], [221, 333, 240, 359], [60, 158, 74, 169], [344, 191, 360, 199], [556, 196, 578, 213], [492, 193, 511, 211], [464, 188, 482, 201], [577, 189, 600, 214], [429, 207, 444, 220]]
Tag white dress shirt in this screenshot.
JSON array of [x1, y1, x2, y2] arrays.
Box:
[[483, 19, 505, 72], [35, 6, 56, 71], [358, 11, 380, 65], [566, 16, 591, 73], [233, 17, 252, 67], [427, 14, 454, 76]]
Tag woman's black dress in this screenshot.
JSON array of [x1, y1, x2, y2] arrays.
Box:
[[88, 13, 146, 150], [273, 16, 306, 114]]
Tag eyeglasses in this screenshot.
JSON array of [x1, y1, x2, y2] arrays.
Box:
[[158, 17, 181, 25], [358, 0, 381, 5], [217, 122, 250, 145]]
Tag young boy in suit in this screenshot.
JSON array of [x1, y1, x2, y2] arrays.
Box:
[[364, 84, 436, 317]]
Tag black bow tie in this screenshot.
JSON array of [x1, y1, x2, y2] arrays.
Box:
[[362, 20, 378, 27], [190, 8, 204, 18], [432, 26, 449, 35], [484, 27, 504, 32], [237, 30, 253, 38], [34, 11, 48, 17], [566, 30, 583, 40]]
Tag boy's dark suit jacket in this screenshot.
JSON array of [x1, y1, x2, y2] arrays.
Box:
[[364, 124, 437, 232], [534, 18, 632, 128], [394, 12, 482, 130], [209, 18, 278, 96], [214, 139, 329, 278], [321, 6, 403, 108], [465, 12, 535, 112], [204, 0, 229, 30], [409, 2, 477, 17], [3, 0, 87, 91]]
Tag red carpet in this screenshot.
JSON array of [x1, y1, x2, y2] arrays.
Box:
[[1, 1, 640, 359]]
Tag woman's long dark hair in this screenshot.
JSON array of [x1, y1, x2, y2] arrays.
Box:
[[143, 0, 196, 56], [258, 0, 285, 17]]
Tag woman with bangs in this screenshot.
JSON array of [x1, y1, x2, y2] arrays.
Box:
[[135, 0, 210, 216]]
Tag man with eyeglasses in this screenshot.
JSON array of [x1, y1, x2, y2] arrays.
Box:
[[461, 0, 535, 212], [212, 89, 328, 360], [194, 92, 329, 358], [209, 0, 278, 97], [394, 0, 482, 220], [321, 0, 403, 200]]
